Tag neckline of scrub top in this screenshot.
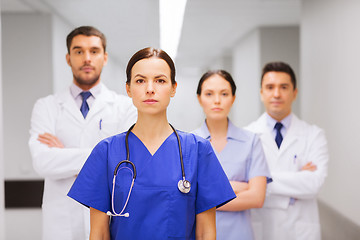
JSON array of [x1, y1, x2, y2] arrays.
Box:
[[129, 131, 176, 157], [199, 119, 247, 154]]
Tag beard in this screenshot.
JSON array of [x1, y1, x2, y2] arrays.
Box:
[[73, 72, 101, 87]]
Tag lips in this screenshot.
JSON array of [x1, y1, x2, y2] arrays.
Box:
[[211, 108, 223, 111], [143, 99, 158, 103], [81, 66, 94, 72]]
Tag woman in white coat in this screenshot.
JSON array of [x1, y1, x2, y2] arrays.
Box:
[[245, 61, 329, 240]]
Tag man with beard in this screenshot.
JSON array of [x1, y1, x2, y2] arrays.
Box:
[[28, 26, 137, 240]]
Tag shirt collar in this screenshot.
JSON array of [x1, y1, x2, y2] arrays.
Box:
[[226, 120, 239, 140], [70, 83, 102, 99], [265, 112, 292, 130], [198, 119, 242, 141], [198, 120, 211, 140]]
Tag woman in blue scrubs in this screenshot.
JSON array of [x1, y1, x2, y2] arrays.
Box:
[[193, 70, 272, 240], [68, 48, 235, 240]]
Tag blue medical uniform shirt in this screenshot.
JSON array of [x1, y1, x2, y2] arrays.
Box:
[[68, 130, 235, 240], [194, 120, 272, 240]]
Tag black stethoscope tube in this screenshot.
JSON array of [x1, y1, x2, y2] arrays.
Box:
[[169, 123, 186, 181], [113, 123, 187, 183], [113, 124, 137, 179]]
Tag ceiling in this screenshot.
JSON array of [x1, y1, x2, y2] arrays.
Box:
[[1, 0, 301, 74]]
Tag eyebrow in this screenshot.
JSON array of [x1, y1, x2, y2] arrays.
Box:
[[133, 74, 168, 79], [71, 46, 101, 51], [133, 74, 146, 78], [203, 89, 230, 92], [154, 74, 168, 79], [265, 83, 290, 86]]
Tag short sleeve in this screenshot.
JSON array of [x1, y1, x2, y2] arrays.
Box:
[[67, 140, 111, 213], [195, 139, 236, 214], [247, 134, 272, 183]]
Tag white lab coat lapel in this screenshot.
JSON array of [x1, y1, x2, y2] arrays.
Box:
[[253, 114, 279, 155], [278, 115, 302, 155], [85, 84, 114, 122], [248, 113, 303, 169], [56, 89, 84, 123]]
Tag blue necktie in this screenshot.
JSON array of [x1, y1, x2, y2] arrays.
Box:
[[274, 122, 283, 148], [80, 91, 92, 118]]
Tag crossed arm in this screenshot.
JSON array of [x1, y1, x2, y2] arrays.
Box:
[[219, 161, 318, 212], [217, 176, 267, 211], [37, 133, 64, 148]]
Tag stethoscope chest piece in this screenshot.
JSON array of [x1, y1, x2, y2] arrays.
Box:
[[178, 179, 191, 194]]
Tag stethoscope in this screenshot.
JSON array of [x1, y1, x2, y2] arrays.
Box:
[[106, 123, 191, 217]]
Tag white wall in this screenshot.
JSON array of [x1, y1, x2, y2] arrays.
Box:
[[2, 12, 53, 239], [52, 15, 73, 94], [168, 71, 204, 132], [2, 13, 53, 180], [100, 54, 127, 95], [231, 29, 262, 127], [301, 0, 360, 226], [0, 10, 5, 240]]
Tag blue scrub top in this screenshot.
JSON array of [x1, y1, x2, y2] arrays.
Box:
[[194, 120, 272, 240], [68, 130, 235, 240]]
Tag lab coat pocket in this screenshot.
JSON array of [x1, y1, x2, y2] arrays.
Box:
[[98, 120, 119, 138], [295, 222, 321, 240], [168, 191, 196, 239]]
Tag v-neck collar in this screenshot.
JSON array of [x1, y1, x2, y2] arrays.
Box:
[[129, 131, 176, 157]]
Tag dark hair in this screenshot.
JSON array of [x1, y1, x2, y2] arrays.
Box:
[[196, 70, 236, 96], [126, 47, 176, 85], [261, 61, 297, 89], [66, 26, 106, 53]]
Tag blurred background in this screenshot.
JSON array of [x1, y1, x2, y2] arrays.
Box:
[[0, 0, 359, 239]]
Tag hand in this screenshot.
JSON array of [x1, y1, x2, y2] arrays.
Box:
[[229, 181, 249, 194], [38, 133, 64, 148], [301, 161, 317, 171]]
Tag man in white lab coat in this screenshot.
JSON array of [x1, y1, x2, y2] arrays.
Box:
[[246, 62, 328, 240], [28, 26, 137, 240]]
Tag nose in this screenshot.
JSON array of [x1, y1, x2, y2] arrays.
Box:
[[214, 94, 220, 104], [146, 82, 155, 94], [274, 87, 280, 97], [84, 51, 91, 63]]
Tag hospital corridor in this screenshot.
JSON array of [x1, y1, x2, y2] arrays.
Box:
[[0, 0, 360, 239]]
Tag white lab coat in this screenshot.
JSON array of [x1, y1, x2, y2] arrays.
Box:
[[29, 84, 137, 240], [245, 113, 328, 240]]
